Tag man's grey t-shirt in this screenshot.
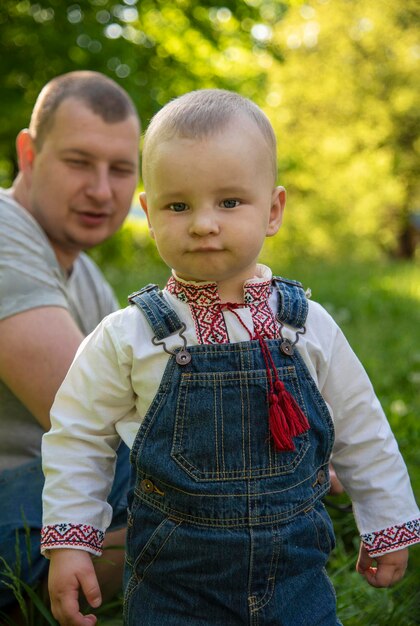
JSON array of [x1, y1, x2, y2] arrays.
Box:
[[0, 189, 119, 470]]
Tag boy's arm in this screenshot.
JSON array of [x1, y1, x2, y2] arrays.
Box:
[[48, 549, 101, 626], [356, 545, 408, 588], [42, 314, 136, 555], [315, 312, 420, 558]]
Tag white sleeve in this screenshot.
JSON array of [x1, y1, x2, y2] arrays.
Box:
[[41, 313, 136, 556], [318, 315, 419, 556]]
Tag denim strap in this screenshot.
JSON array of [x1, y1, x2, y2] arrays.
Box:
[[273, 277, 308, 329], [128, 285, 184, 340]]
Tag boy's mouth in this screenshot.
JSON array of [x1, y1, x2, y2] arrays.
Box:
[[189, 247, 223, 253]]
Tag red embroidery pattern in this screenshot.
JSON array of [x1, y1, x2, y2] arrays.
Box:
[[41, 523, 104, 556], [167, 277, 227, 343], [361, 518, 420, 557], [194, 306, 229, 344], [167, 276, 278, 344]]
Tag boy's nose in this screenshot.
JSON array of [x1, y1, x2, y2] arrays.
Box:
[[189, 208, 220, 236]]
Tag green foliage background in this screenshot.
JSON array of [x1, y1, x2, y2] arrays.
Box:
[[1, 0, 419, 258]]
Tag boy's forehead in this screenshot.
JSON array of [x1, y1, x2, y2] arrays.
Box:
[[146, 132, 275, 195], [176, 112, 259, 139], [153, 116, 266, 155], [143, 112, 276, 187]]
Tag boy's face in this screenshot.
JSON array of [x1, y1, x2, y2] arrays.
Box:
[[140, 115, 284, 301]]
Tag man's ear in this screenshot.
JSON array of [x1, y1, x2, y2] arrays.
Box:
[[16, 130, 36, 182], [139, 192, 155, 239], [266, 186, 286, 237]]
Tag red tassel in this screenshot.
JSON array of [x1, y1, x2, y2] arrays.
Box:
[[260, 335, 310, 451], [217, 302, 310, 452], [273, 380, 310, 439], [268, 392, 295, 451]]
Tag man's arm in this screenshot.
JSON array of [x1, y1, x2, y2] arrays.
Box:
[[0, 306, 84, 430]]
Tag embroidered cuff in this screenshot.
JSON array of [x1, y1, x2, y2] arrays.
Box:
[[361, 518, 420, 557], [41, 523, 105, 557]]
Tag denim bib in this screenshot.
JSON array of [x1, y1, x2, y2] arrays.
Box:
[[125, 279, 341, 626]]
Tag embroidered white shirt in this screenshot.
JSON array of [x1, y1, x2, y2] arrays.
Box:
[[41, 265, 420, 557]]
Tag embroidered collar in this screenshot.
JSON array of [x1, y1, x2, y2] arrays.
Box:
[[166, 264, 273, 307], [165, 265, 277, 345]]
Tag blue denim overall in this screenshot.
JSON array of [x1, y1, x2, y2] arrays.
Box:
[[125, 279, 341, 626]]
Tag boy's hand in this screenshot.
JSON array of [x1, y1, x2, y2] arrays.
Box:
[[48, 549, 102, 626], [356, 544, 408, 587]]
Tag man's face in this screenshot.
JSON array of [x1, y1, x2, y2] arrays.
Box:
[[26, 97, 139, 268]]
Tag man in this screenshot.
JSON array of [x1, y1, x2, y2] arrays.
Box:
[[0, 71, 140, 617]]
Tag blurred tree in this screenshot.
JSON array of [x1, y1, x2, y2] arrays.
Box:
[[0, 0, 286, 179], [1, 0, 418, 258], [263, 0, 420, 259]]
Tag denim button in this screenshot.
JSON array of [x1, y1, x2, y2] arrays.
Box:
[[280, 339, 294, 356], [140, 479, 155, 494], [317, 469, 327, 485], [176, 349, 191, 365]]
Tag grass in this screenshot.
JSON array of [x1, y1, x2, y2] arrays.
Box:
[[3, 253, 418, 625]]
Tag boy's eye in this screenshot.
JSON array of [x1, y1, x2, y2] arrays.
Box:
[[221, 199, 240, 208], [169, 202, 188, 212]]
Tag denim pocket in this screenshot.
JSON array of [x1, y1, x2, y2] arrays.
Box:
[[310, 503, 336, 555], [172, 366, 310, 481], [124, 513, 181, 622], [133, 516, 181, 583]]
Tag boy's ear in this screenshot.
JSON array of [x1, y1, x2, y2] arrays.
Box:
[[266, 186, 286, 237], [139, 192, 155, 239], [16, 130, 36, 183]]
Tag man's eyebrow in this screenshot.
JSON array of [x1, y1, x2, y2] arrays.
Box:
[[60, 149, 94, 157], [59, 148, 137, 166]]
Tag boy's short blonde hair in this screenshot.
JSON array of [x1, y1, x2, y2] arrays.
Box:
[[142, 89, 277, 185]]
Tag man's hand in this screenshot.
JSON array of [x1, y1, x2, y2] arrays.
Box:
[[49, 549, 102, 626], [356, 544, 408, 587]]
